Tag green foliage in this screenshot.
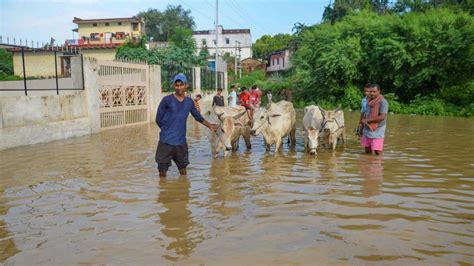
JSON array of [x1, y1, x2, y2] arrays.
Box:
[[439, 81, 474, 106], [116, 29, 205, 66], [138, 5, 195, 42], [0, 74, 22, 81], [405, 95, 447, 115], [252, 34, 294, 62], [0, 48, 14, 76], [197, 45, 210, 67], [231, 70, 266, 88], [384, 93, 402, 113], [291, 8, 474, 116], [340, 84, 363, 110]]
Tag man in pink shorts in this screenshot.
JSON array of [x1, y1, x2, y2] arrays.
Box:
[[360, 83, 389, 155]]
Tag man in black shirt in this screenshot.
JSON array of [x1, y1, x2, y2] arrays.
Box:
[[212, 88, 225, 107]]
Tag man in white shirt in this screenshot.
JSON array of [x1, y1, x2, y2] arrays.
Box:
[[228, 84, 238, 107]]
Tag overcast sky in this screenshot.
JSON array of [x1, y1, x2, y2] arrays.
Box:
[[0, 0, 327, 46]]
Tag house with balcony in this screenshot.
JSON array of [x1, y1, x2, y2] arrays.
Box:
[[69, 16, 145, 60], [7, 16, 145, 77]]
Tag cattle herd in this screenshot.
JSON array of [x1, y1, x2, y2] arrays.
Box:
[[205, 100, 346, 157]]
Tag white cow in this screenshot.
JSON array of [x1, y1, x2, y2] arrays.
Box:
[[321, 108, 346, 151], [303, 105, 325, 156], [207, 106, 248, 157], [250, 100, 296, 153]]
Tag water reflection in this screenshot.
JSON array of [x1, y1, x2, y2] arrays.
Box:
[[208, 159, 242, 217], [0, 188, 19, 262], [359, 156, 384, 198], [158, 177, 197, 261]]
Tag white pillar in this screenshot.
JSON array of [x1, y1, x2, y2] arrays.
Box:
[[149, 64, 162, 123], [193, 66, 201, 97], [83, 57, 101, 133]]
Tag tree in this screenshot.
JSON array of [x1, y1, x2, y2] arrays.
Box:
[[293, 8, 474, 103], [138, 5, 195, 42], [197, 45, 210, 67], [252, 34, 294, 62], [0, 48, 13, 76]]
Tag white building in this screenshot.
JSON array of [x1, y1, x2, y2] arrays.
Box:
[[193, 26, 252, 60], [266, 49, 291, 73]]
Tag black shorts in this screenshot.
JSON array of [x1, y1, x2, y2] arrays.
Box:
[[155, 142, 189, 172]]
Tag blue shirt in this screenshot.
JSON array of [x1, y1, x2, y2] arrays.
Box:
[[361, 96, 368, 113], [155, 95, 205, 145]]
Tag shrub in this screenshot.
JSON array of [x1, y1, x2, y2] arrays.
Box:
[[340, 84, 363, 110]]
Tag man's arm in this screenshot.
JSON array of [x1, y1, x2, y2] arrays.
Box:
[[359, 112, 365, 123], [362, 113, 387, 124], [155, 97, 167, 127]]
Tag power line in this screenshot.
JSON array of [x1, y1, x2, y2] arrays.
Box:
[[227, 0, 272, 35], [224, 2, 266, 36], [178, 0, 215, 22]]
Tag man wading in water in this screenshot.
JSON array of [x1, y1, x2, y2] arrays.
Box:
[[360, 83, 389, 155], [155, 74, 218, 178]]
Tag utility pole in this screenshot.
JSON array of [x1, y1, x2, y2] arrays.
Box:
[[234, 40, 238, 76], [215, 0, 219, 90], [235, 40, 242, 78], [238, 42, 242, 78]]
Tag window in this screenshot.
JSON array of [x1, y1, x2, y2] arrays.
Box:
[[90, 33, 99, 40], [92, 23, 97, 27], [105, 22, 110, 26], [225, 38, 230, 44], [115, 32, 125, 40], [213, 39, 216, 45], [202, 39, 206, 45], [132, 23, 139, 31], [118, 22, 122, 26], [277, 58, 280, 65]]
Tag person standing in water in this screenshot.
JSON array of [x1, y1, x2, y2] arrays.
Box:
[[155, 74, 218, 178], [360, 83, 389, 155]]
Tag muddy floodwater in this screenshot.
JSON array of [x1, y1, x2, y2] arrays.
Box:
[[0, 111, 473, 265]]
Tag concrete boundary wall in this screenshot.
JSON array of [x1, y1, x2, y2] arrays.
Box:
[[0, 58, 99, 151], [0, 57, 227, 150]]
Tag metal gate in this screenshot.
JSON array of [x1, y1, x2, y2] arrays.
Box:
[[97, 60, 149, 130]]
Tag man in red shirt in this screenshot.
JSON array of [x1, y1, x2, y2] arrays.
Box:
[[239, 87, 252, 123], [249, 85, 261, 108]]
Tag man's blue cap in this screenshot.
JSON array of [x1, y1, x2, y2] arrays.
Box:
[[173, 73, 187, 84]]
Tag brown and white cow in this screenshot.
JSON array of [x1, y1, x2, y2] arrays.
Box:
[[207, 106, 248, 157]]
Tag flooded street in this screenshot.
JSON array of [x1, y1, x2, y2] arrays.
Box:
[[1, 111, 473, 265]]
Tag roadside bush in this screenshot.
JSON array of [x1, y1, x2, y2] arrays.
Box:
[[231, 70, 266, 88], [384, 93, 402, 114], [340, 84, 363, 110]]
